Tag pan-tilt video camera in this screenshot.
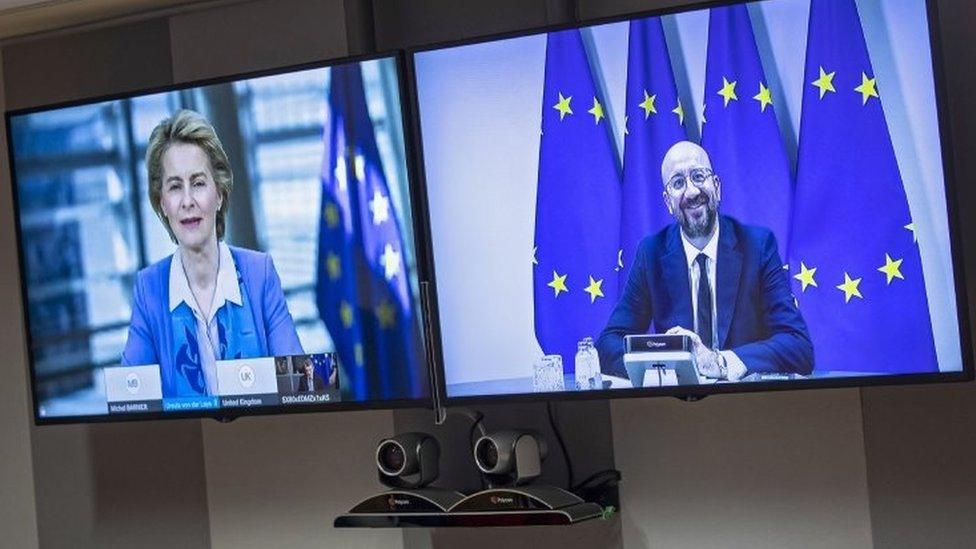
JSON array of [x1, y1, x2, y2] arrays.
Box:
[[375, 432, 440, 489], [473, 430, 548, 486]]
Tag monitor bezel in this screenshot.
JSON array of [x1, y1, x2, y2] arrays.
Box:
[[403, 0, 974, 408], [4, 49, 435, 425]]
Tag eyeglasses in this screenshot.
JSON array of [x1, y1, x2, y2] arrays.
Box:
[[666, 168, 714, 194]]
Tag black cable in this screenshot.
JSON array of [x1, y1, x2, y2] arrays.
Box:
[[546, 401, 574, 490], [572, 469, 621, 493]]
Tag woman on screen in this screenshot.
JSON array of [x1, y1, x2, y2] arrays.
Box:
[[121, 109, 303, 398]]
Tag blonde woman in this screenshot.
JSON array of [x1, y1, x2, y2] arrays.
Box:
[[121, 110, 303, 398]]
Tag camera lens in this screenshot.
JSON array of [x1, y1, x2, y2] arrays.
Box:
[[475, 438, 499, 471], [377, 441, 406, 475]]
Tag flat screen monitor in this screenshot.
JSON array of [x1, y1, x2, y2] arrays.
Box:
[[7, 54, 430, 423], [410, 0, 972, 403]]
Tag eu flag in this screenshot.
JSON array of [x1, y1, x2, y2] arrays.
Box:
[[789, 0, 937, 374], [311, 353, 334, 387], [620, 16, 687, 277], [534, 29, 622, 371], [701, 5, 793, 253], [316, 63, 427, 400]]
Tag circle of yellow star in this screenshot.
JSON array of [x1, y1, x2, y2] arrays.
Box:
[[340, 300, 354, 328], [324, 202, 340, 229], [588, 97, 605, 124], [354, 342, 364, 367], [368, 189, 390, 225], [375, 300, 396, 329], [836, 272, 863, 303], [672, 101, 685, 125], [547, 270, 568, 297], [380, 244, 401, 281], [333, 157, 348, 191], [855, 72, 879, 105], [794, 262, 818, 292], [583, 276, 605, 303], [753, 82, 773, 112], [812, 66, 836, 99], [718, 77, 738, 107], [878, 254, 905, 285], [326, 252, 341, 280], [904, 222, 917, 243], [553, 92, 573, 121], [639, 90, 657, 119], [353, 154, 366, 183]]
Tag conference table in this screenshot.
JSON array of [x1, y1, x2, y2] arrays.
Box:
[[446, 369, 872, 398]]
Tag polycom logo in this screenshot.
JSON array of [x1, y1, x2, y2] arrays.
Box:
[[646, 341, 666, 348], [389, 496, 410, 506]]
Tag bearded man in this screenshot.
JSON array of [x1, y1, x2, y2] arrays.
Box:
[[597, 141, 814, 381]]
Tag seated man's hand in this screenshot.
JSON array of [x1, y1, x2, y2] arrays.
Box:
[[665, 326, 723, 379]]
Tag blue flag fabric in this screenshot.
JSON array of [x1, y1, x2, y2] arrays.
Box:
[[701, 5, 793, 254], [534, 29, 622, 372], [316, 63, 427, 400], [620, 16, 687, 278], [311, 353, 333, 386], [789, 0, 937, 374]]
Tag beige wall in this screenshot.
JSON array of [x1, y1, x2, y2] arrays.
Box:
[[30, 421, 212, 549], [861, 384, 976, 549], [613, 389, 874, 549], [0, 51, 41, 549], [201, 410, 402, 549]]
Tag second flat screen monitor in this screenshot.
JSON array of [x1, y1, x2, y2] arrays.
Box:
[[413, 0, 968, 400]]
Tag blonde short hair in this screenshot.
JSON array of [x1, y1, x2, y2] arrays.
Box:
[[145, 109, 233, 243]]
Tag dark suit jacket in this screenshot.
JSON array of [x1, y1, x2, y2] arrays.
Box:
[[297, 373, 327, 392], [597, 215, 814, 378]]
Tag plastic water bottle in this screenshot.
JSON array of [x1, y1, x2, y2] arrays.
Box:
[[587, 339, 602, 389], [575, 337, 602, 390]]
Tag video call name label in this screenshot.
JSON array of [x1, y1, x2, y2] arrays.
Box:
[[108, 400, 163, 414], [280, 392, 338, 405], [220, 394, 279, 408]]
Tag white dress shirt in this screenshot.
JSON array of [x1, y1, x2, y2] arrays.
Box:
[[679, 224, 748, 379], [168, 242, 242, 395]]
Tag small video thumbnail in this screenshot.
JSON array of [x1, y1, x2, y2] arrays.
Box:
[[277, 353, 340, 405]]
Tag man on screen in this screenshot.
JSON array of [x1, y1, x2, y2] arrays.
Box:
[[597, 141, 813, 381], [295, 356, 328, 392]]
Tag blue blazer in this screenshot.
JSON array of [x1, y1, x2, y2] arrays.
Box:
[[121, 246, 304, 392], [597, 216, 814, 378]]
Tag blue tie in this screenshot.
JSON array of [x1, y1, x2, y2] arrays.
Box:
[[695, 253, 713, 349]]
